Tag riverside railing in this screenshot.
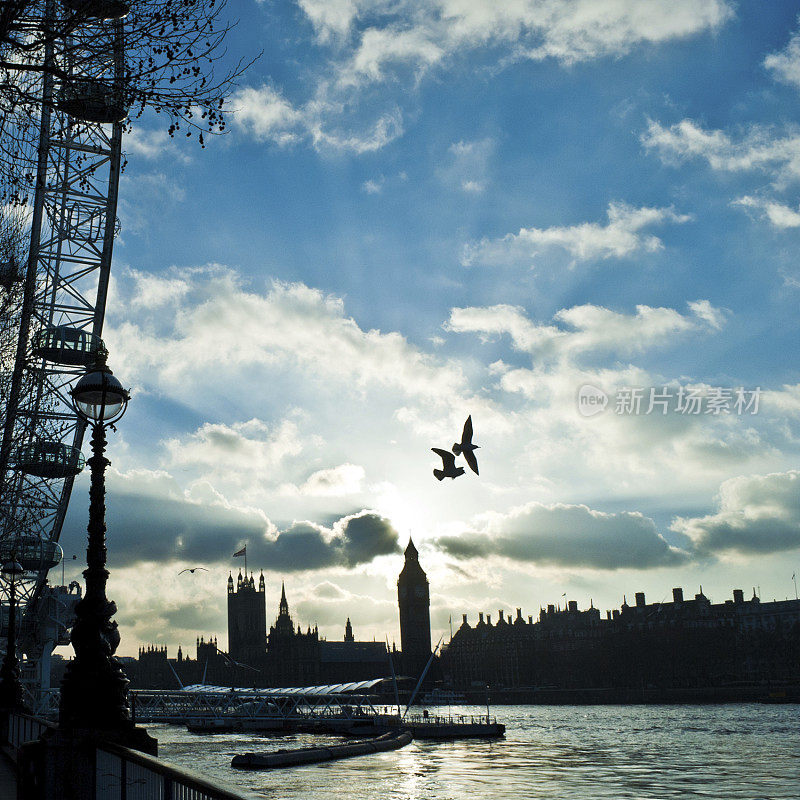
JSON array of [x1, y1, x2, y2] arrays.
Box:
[[5, 710, 55, 750], [95, 742, 250, 800], [405, 712, 499, 726], [4, 711, 251, 800]]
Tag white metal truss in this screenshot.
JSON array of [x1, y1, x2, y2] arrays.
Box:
[[0, 4, 125, 693], [30, 683, 395, 723]]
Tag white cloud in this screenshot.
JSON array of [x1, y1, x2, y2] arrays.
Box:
[[340, 26, 444, 87], [440, 138, 494, 194], [767, 383, 800, 417], [297, 0, 358, 42], [447, 300, 721, 361], [124, 128, 190, 163], [316, 1, 732, 81], [230, 85, 305, 147], [231, 84, 403, 153], [127, 268, 190, 310], [164, 419, 307, 474], [284, 463, 367, 497], [461, 202, 690, 267], [362, 177, 384, 194], [235, 1, 732, 152], [764, 19, 800, 90], [106, 266, 477, 420], [672, 470, 800, 555], [686, 299, 726, 330], [732, 195, 800, 228], [642, 119, 800, 182]]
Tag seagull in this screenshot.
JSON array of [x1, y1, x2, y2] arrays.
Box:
[[452, 415, 479, 475], [178, 567, 208, 575], [432, 448, 465, 481]]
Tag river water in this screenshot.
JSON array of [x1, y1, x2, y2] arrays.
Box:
[[151, 704, 799, 800]]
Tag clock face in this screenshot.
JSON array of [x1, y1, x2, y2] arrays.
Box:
[[399, 587, 407, 599], [414, 586, 426, 599]]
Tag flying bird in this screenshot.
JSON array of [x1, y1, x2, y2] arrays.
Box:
[[432, 448, 465, 481], [452, 415, 479, 475], [179, 567, 208, 575]]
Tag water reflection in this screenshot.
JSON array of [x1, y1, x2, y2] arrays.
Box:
[[153, 705, 800, 800]]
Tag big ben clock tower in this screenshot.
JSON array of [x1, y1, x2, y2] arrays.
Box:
[[397, 538, 432, 679]]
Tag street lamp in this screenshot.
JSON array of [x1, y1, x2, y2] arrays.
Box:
[[0, 556, 25, 712], [58, 348, 155, 752]]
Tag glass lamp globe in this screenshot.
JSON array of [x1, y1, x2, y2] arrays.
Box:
[[71, 366, 130, 423], [1, 559, 24, 578]]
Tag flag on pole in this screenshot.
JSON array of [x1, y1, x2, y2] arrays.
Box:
[[233, 546, 246, 558]]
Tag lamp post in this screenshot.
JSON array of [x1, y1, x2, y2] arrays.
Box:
[[57, 347, 155, 753], [0, 556, 25, 712]]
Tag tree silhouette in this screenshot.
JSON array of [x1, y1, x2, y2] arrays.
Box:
[[0, 0, 255, 200]]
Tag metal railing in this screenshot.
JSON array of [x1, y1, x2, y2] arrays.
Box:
[[5, 710, 55, 750], [96, 742, 251, 800], [3, 711, 252, 800], [405, 712, 498, 726]]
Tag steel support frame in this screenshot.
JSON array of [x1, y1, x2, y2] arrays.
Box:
[[0, 10, 124, 696]]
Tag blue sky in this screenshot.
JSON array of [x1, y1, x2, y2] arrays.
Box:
[[57, 0, 800, 656]]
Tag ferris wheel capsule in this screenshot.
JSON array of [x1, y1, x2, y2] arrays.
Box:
[[0, 538, 63, 575], [13, 442, 86, 479], [62, 0, 130, 20], [57, 79, 128, 124], [31, 326, 104, 367]]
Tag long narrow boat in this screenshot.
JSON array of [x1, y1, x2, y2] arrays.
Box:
[[231, 731, 413, 770]]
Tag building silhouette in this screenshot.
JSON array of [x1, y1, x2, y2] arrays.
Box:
[[441, 587, 800, 694], [397, 538, 431, 679], [227, 570, 266, 669], [265, 582, 321, 685], [118, 556, 800, 699]]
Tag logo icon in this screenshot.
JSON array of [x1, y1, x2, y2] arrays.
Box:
[[577, 384, 608, 417]]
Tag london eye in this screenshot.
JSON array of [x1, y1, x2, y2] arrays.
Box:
[[0, 0, 128, 702]]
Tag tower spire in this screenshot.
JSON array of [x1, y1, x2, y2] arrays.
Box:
[[279, 581, 289, 615]]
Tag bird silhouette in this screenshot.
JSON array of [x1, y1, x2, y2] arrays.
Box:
[[178, 567, 208, 575], [432, 448, 465, 481], [452, 415, 479, 475]]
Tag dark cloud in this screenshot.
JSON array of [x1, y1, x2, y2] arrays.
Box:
[[672, 470, 800, 555], [253, 512, 401, 571], [435, 502, 689, 570], [62, 472, 400, 572], [61, 473, 264, 568], [337, 511, 401, 567], [258, 522, 337, 571]]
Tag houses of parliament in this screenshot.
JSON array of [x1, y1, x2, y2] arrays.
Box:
[[122, 539, 432, 689], [113, 541, 800, 697]]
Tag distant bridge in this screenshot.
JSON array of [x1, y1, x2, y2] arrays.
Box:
[[33, 679, 401, 729]]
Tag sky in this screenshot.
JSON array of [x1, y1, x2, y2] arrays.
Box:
[[53, 0, 800, 659]]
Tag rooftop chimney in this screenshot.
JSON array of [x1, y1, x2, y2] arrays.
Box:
[[635, 592, 645, 607], [672, 587, 683, 603]]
